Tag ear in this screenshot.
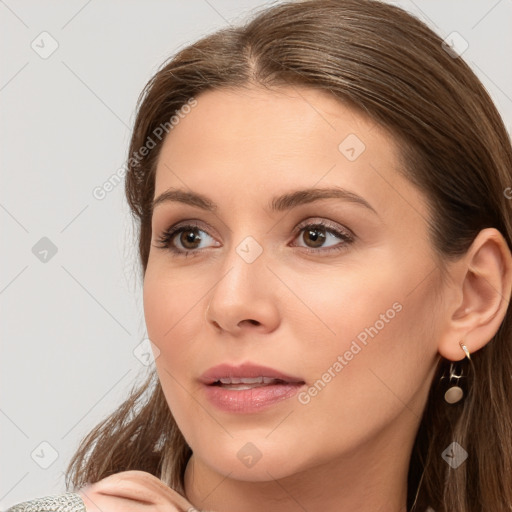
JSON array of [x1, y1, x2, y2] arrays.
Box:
[[438, 228, 512, 361]]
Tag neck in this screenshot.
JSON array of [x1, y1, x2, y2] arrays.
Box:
[[183, 421, 413, 512]]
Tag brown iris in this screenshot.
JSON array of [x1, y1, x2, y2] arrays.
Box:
[[302, 226, 327, 248], [179, 228, 202, 249]]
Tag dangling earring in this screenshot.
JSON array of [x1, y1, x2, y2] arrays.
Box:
[[444, 363, 464, 404], [443, 341, 471, 404]]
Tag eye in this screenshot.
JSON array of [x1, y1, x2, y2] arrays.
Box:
[[154, 223, 220, 256], [154, 219, 354, 257], [291, 220, 354, 253]]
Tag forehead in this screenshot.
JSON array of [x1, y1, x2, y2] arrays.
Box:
[[153, 86, 429, 223], [157, 86, 377, 165]]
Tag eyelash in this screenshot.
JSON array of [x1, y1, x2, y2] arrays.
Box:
[[154, 219, 355, 257]]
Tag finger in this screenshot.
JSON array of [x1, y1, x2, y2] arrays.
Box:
[[79, 485, 184, 512], [88, 471, 195, 511]]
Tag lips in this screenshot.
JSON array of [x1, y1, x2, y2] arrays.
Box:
[[199, 363, 305, 413]]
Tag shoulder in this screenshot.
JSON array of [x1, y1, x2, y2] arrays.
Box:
[[4, 471, 198, 512], [5, 492, 86, 512]]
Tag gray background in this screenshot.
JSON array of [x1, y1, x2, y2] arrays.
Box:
[[1, 0, 511, 508]]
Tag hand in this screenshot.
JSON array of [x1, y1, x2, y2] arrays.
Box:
[[78, 470, 199, 512]]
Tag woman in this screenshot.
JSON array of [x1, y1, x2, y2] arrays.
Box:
[[7, 0, 512, 510]]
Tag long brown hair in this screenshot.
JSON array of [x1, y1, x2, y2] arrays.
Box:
[[65, 1, 512, 510]]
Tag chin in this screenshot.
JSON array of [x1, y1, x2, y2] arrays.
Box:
[[189, 434, 316, 482]]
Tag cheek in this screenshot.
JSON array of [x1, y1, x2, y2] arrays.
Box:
[[143, 263, 205, 350], [142, 265, 204, 425], [298, 267, 440, 437], [289, 255, 439, 406], [142, 260, 219, 416], [275, 259, 404, 363]]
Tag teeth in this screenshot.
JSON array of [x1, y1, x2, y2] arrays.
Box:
[[219, 377, 263, 384], [217, 377, 283, 385]]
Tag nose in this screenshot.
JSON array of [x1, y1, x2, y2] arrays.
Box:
[[205, 244, 280, 335]]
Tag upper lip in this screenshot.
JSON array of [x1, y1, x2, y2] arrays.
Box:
[[199, 363, 305, 385]]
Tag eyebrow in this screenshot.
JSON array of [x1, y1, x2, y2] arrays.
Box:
[[151, 186, 377, 215]]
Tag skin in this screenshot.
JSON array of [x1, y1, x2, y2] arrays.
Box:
[[79, 471, 195, 512], [82, 86, 512, 512]]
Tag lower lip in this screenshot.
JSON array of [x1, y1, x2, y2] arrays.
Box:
[[202, 383, 304, 413]]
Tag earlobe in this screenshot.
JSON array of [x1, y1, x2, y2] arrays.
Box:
[[438, 228, 512, 361]]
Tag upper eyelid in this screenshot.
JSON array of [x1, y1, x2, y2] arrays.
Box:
[[160, 219, 218, 236], [161, 217, 350, 234], [296, 218, 351, 231]]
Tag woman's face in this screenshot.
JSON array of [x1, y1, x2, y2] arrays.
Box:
[[143, 86, 446, 482]]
